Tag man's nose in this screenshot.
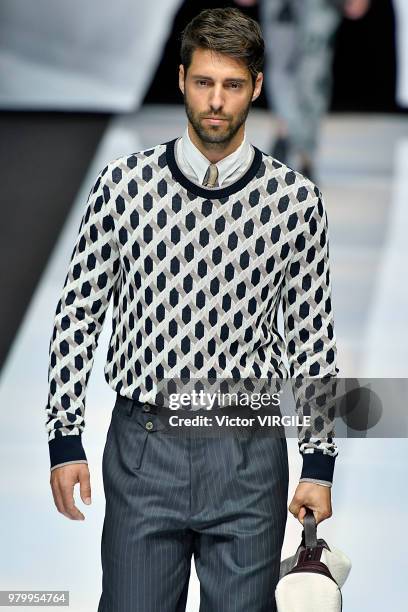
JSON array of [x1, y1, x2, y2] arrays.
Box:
[[209, 85, 224, 111]]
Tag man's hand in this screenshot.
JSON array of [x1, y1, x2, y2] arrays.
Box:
[[50, 463, 92, 521], [343, 0, 370, 20], [288, 481, 332, 526]]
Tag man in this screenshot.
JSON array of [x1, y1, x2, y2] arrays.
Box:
[[236, 0, 371, 180], [46, 7, 339, 611]]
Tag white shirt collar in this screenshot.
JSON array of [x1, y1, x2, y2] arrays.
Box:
[[179, 126, 252, 187]]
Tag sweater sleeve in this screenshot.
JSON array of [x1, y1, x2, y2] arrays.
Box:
[[281, 187, 339, 485], [45, 163, 121, 471]]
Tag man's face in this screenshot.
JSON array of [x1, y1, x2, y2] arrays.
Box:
[[179, 48, 263, 147]]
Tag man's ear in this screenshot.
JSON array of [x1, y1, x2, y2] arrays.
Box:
[[251, 72, 263, 102], [179, 64, 185, 95]]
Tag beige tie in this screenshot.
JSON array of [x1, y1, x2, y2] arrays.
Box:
[[202, 163, 219, 187]]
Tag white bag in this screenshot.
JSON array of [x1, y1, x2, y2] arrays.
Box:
[[275, 508, 351, 612]]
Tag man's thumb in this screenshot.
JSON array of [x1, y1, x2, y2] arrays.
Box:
[[298, 506, 307, 525], [80, 474, 92, 505]]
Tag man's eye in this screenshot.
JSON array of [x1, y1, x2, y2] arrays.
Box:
[[197, 80, 208, 86], [229, 82, 241, 89]]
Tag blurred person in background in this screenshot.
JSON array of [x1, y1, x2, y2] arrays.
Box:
[[235, 0, 371, 181], [393, 0, 408, 107]]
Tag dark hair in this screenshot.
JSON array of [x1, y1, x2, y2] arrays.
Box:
[[180, 7, 264, 85]]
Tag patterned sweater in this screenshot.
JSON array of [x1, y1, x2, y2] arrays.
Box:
[[45, 138, 339, 483]]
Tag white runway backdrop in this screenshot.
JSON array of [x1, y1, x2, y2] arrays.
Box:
[[0, 0, 182, 111]]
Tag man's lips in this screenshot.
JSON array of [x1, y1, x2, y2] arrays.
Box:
[[202, 117, 228, 124]]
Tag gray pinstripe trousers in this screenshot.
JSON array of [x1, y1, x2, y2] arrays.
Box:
[[97, 393, 289, 612]]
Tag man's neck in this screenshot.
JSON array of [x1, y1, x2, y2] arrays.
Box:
[[187, 123, 245, 164]]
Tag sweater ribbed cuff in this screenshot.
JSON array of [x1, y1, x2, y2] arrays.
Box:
[[300, 451, 336, 484], [48, 434, 87, 470]]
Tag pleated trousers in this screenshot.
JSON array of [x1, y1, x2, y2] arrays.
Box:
[[97, 392, 289, 612]]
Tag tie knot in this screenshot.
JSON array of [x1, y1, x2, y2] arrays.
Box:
[[203, 163, 219, 187]]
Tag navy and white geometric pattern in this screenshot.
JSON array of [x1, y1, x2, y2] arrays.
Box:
[[45, 138, 339, 478]]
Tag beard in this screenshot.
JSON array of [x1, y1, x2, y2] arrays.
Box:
[[183, 89, 252, 148]]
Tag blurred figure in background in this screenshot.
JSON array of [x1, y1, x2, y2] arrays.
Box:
[[235, 0, 371, 181], [393, 0, 408, 107]]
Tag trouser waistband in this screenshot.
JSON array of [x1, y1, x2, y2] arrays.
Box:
[[115, 392, 160, 417]]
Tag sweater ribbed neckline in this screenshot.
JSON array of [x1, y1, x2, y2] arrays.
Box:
[[165, 138, 264, 199]]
